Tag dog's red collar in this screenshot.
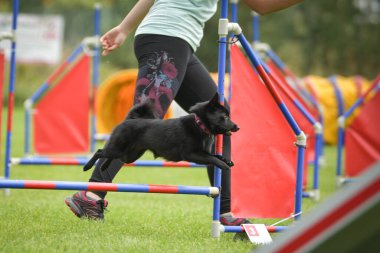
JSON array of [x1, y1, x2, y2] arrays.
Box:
[[193, 114, 211, 135]]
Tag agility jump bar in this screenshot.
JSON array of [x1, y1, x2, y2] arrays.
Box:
[[11, 157, 204, 167], [0, 179, 218, 196]]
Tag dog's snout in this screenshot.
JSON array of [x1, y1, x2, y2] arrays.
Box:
[[232, 124, 239, 132]]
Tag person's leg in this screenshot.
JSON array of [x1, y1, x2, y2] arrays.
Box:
[[66, 35, 194, 219], [174, 54, 232, 215], [175, 55, 251, 234], [89, 35, 193, 195]]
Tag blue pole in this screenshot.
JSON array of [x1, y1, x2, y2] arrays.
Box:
[[212, 0, 229, 238], [336, 125, 345, 177], [294, 145, 305, 219], [228, 0, 238, 103], [313, 133, 322, 190], [230, 0, 238, 22], [252, 11, 260, 42], [91, 3, 101, 153], [329, 75, 344, 117], [4, 0, 19, 180]]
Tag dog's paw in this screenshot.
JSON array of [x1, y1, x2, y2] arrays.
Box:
[[221, 164, 231, 170], [214, 155, 234, 167], [83, 164, 92, 172], [214, 154, 226, 162], [226, 160, 234, 167]]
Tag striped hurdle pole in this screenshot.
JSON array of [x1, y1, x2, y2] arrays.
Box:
[[10, 157, 204, 168], [336, 74, 380, 186], [231, 27, 306, 220], [0, 179, 219, 196], [3, 0, 19, 183]]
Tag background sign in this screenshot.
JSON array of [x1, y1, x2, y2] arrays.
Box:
[[0, 13, 64, 65]]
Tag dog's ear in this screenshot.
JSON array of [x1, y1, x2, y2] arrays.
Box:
[[208, 93, 219, 106]]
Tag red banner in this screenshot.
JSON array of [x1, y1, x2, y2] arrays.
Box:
[[230, 45, 297, 218], [34, 55, 90, 154], [346, 90, 380, 177], [266, 61, 315, 187], [0, 50, 4, 159]]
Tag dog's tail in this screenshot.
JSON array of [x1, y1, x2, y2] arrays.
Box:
[[126, 100, 158, 119]]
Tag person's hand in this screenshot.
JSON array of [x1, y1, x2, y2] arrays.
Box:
[[99, 26, 128, 56]]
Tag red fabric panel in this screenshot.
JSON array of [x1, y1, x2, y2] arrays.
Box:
[[230, 45, 297, 218], [346, 90, 380, 177], [267, 60, 319, 120], [0, 51, 4, 113], [267, 62, 316, 187], [0, 50, 4, 92], [0, 51, 4, 157], [34, 56, 90, 154]]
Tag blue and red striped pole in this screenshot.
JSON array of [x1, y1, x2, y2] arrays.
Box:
[[11, 157, 204, 168], [0, 179, 219, 196], [4, 0, 19, 181]]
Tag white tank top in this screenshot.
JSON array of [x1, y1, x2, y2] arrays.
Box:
[[135, 0, 218, 52]]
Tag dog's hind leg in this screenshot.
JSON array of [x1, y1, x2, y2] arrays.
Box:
[[121, 149, 146, 164], [99, 149, 145, 171], [99, 158, 113, 171], [83, 149, 104, 171]]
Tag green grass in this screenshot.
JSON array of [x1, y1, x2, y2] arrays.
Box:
[[0, 108, 340, 252]]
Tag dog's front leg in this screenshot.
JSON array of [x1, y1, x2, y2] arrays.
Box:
[[185, 152, 230, 170], [213, 154, 234, 167], [83, 149, 104, 171]]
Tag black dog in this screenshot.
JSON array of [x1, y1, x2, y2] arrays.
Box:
[[83, 93, 239, 172]]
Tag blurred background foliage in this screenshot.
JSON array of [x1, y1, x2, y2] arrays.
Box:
[[0, 0, 379, 105]]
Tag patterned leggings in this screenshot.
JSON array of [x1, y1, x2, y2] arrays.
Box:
[[90, 34, 232, 214]]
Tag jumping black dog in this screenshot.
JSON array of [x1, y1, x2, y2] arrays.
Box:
[[83, 93, 239, 172]]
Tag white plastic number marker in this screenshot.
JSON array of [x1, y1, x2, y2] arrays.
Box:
[[243, 224, 272, 245]]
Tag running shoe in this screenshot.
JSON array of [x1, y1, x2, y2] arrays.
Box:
[[65, 191, 108, 220]]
